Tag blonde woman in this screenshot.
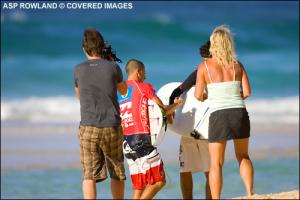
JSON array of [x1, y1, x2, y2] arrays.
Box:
[[194, 25, 254, 199]]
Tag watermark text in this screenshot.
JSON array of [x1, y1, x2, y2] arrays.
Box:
[[2, 2, 133, 10]]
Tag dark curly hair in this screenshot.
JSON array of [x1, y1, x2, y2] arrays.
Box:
[[82, 28, 104, 57]]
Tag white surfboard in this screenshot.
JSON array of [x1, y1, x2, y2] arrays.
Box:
[[148, 100, 165, 146], [156, 82, 210, 140]]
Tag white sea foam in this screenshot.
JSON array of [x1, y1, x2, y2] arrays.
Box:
[[152, 12, 173, 24], [1, 96, 80, 123], [9, 11, 28, 22], [1, 96, 299, 124], [1, 11, 28, 25], [245, 96, 299, 124]]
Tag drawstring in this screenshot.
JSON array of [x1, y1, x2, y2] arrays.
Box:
[[163, 116, 168, 132]]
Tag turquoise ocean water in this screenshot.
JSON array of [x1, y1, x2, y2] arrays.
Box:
[[1, 2, 299, 99], [1, 158, 299, 199], [1, 1, 299, 199], [1, 1, 299, 124]]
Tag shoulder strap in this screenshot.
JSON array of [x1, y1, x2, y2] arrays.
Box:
[[232, 63, 236, 81], [204, 61, 213, 83]]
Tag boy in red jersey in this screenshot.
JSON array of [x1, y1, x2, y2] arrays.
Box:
[[118, 59, 182, 199]]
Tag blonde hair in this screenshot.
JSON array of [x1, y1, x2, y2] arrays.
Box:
[[209, 25, 238, 68]]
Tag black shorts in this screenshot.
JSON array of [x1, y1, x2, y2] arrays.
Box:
[[123, 134, 155, 160], [208, 108, 250, 142]]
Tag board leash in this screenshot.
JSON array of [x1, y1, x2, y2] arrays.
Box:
[[190, 107, 210, 139]]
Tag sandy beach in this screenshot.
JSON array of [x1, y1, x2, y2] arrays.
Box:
[[1, 120, 299, 198], [234, 189, 299, 199], [1, 121, 299, 169]]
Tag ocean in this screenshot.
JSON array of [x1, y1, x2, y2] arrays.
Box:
[[1, 1, 299, 124], [1, 1, 299, 199], [1, 158, 299, 199]]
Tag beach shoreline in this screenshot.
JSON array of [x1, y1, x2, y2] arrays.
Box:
[[1, 120, 299, 199], [233, 189, 299, 199], [1, 120, 299, 170]]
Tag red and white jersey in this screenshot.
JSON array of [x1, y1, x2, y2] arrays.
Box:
[[118, 80, 156, 136]]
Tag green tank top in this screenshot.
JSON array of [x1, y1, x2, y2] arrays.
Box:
[[205, 62, 245, 111]]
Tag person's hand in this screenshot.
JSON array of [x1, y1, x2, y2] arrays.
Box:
[[165, 97, 184, 121], [169, 87, 183, 105], [166, 114, 174, 124], [200, 40, 212, 58], [174, 97, 184, 106]]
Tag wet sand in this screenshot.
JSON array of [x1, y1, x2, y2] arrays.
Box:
[[1, 121, 298, 169]]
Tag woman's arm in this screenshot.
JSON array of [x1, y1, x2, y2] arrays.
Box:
[[194, 63, 207, 101], [240, 62, 251, 99]]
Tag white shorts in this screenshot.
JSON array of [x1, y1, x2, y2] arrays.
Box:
[[179, 137, 210, 173], [123, 140, 165, 190]]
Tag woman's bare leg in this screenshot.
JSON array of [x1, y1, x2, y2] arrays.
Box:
[[208, 141, 226, 199], [233, 138, 254, 196]]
